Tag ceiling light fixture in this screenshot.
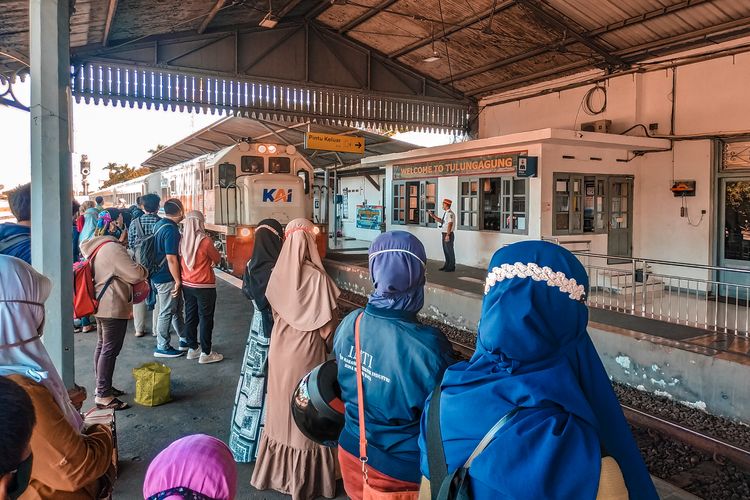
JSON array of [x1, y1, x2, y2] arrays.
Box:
[[423, 23, 441, 63], [259, 0, 278, 28]]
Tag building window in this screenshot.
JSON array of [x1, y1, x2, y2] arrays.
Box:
[[554, 173, 609, 235], [392, 180, 437, 226], [460, 176, 528, 233]]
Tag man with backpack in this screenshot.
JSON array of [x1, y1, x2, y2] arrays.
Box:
[[129, 194, 161, 338], [151, 199, 186, 358], [0, 183, 32, 264]]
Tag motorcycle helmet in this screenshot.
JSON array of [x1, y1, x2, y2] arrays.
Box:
[[291, 359, 345, 447]]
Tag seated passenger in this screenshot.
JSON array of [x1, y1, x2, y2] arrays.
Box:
[[143, 434, 237, 500], [0, 183, 31, 263], [0, 255, 115, 499], [418, 241, 657, 500], [0, 376, 36, 500], [334, 231, 454, 499]]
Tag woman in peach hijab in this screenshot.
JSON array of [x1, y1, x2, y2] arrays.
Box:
[[250, 218, 341, 500]]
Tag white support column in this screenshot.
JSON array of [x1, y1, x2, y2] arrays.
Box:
[[29, 0, 75, 386]]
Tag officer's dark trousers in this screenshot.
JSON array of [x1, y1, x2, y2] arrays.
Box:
[[442, 232, 455, 271]]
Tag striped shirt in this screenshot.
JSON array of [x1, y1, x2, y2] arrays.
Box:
[[128, 213, 161, 249]]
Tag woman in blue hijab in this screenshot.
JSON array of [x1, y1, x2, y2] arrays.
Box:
[[333, 231, 454, 499], [418, 240, 657, 500]]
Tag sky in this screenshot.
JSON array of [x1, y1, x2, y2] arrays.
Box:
[[0, 79, 453, 193]]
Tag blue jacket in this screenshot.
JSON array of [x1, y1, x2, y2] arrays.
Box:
[[334, 305, 454, 483], [0, 223, 31, 264]]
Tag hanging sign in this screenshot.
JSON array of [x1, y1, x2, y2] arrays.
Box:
[[393, 152, 526, 180], [516, 155, 538, 177], [305, 132, 365, 154]]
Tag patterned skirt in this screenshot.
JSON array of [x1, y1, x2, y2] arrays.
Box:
[[229, 302, 273, 462]]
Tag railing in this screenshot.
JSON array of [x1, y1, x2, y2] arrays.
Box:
[[573, 252, 750, 337]]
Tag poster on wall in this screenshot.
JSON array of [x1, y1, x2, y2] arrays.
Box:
[[342, 192, 349, 219], [356, 205, 383, 230]]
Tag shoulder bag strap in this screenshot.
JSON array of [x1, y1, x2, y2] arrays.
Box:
[[0, 233, 30, 254], [133, 217, 145, 240], [427, 384, 448, 500], [90, 241, 116, 303], [354, 311, 370, 482], [462, 407, 521, 469]]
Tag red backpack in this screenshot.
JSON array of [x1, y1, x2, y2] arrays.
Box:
[[73, 241, 114, 319]]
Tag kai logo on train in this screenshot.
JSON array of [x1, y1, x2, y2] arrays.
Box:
[[262, 188, 293, 203]]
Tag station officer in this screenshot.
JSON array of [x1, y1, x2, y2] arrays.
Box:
[[429, 198, 455, 272]]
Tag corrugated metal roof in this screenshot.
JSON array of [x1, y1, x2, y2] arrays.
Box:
[[142, 115, 420, 170], [3, 0, 750, 99]]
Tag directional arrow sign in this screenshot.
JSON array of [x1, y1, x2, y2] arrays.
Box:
[[304, 132, 365, 154]]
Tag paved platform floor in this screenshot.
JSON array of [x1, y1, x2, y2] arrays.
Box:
[[73, 278, 346, 499]]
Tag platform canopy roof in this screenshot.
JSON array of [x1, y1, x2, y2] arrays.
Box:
[[3, 1, 750, 133], [141, 115, 419, 170]]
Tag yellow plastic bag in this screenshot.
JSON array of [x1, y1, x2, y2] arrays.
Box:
[[132, 362, 171, 406]]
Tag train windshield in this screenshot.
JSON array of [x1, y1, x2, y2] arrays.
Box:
[[241, 156, 264, 174], [269, 157, 291, 174]]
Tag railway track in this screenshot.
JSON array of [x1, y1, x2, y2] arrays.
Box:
[[336, 295, 750, 474]]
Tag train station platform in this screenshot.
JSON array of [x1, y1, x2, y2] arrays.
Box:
[[69, 268, 703, 499], [325, 251, 750, 427]]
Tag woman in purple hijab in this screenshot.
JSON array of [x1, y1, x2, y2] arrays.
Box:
[[333, 231, 455, 499], [143, 434, 237, 500]]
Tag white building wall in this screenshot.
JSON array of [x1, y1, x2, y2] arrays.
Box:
[[478, 48, 750, 268]]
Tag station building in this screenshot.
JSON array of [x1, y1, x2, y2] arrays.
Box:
[[331, 38, 750, 288]]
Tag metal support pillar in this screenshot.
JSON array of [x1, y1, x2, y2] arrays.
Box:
[[333, 169, 338, 250], [323, 168, 330, 252], [30, 0, 75, 386]]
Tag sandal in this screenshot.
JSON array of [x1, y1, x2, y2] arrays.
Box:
[[96, 398, 130, 411], [111, 388, 125, 397]]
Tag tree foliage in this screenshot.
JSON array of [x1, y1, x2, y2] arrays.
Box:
[[100, 163, 150, 189], [148, 144, 168, 155]]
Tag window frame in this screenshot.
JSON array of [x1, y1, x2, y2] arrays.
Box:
[[459, 175, 529, 234], [392, 179, 438, 227], [553, 173, 611, 236]]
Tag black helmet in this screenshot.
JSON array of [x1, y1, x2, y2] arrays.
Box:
[[291, 359, 345, 447]]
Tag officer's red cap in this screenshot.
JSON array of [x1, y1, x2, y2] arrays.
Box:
[[443, 199, 452, 206]]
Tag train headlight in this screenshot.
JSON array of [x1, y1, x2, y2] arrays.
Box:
[[286, 145, 296, 155], [257, 145, 267, 154], [239, 227, 252, 238], [312, 226, 321, 235], [267, 145, 277, 154]]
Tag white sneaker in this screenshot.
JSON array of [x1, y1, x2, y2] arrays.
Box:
[[186, 348, 201, 360], [199, 351, 224, 364]]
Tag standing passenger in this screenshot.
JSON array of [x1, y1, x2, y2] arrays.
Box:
[[251, 218, 341, 500], [79, 202, 100, 246], [428, 198, 455, 272], [0, 183, 31, 263], [334, 231, 454, 499], [180, 211, 223, 364], [152, 199, 186, 358], [129, 193, 161, 338], [418, 241, 657, 499], [81, 228, 148, 410], [229, 219, 284, 462], [94, 196, 105, 212]]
